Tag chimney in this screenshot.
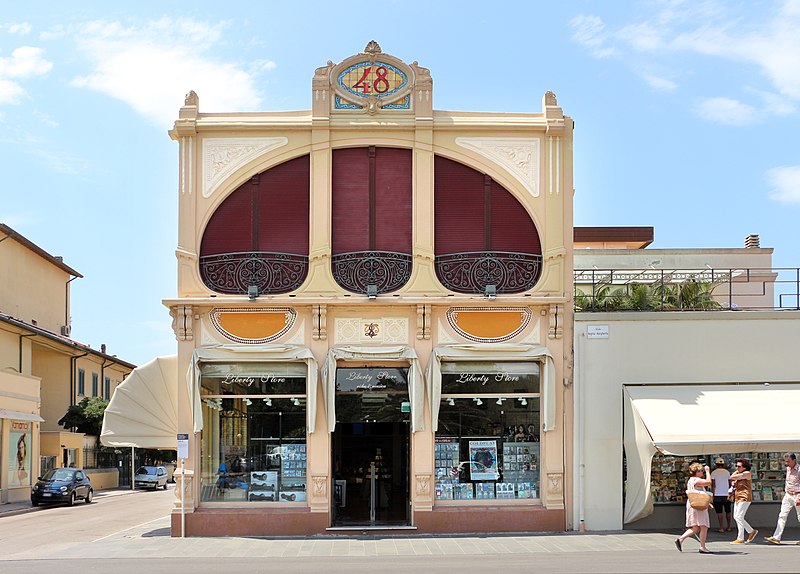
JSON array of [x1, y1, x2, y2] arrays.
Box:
[[744, 234, 760, 249]]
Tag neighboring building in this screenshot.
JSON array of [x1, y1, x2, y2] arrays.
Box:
[[0, 224, 135, 503], [162, 42, 574, 536], [573, 228, 800, 531]]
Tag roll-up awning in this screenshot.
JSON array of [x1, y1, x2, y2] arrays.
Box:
[[321, 346, 424, 433], [0, 408, 44, 422], [186, 345, 318, 434], [100, 355, 178, 449], [623, 383, 800, 523], [427, 344, 556, 433]]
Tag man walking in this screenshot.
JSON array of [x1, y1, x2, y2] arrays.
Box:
[[765, 453, 800, 544], [710, 457, 732, 532]]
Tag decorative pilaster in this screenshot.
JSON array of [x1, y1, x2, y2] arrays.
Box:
[[415, 473, 433, 510], [173, 467, 195, 512], [545, 472, 564, 509], [312, 305, 328, 340], [416, 304, 431, 340]]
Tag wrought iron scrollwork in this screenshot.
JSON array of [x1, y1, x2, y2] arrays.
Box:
[[331, 251, 412, 294], [200, 252, 308, 295], [435, 251, 542, 294]]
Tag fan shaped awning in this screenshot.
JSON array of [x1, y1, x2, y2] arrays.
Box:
[[623, 383, 800, 524], [100, 355, 178, 450]]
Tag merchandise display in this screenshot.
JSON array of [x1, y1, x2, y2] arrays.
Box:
[[650, 452, 786, 504], [434, 438, 539, 500]]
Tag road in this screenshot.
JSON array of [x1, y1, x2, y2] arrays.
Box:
[[0, 486, 173, 557], [3, 488, 800, 573]]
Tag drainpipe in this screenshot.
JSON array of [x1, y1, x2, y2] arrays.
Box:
[[19, 333, 36, 373], [100, 355, 112, 399], [64, 276, 79, 333], [70, 352, 89, 408]]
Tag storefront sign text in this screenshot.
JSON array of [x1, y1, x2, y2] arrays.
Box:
[[455, 372, 521, 386]]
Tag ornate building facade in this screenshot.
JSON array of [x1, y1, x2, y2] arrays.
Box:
[[166, 42, 574, 535]]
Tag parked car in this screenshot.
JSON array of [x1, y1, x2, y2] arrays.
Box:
[[134, 465, 169, 490], [31, 467, 93, 507]]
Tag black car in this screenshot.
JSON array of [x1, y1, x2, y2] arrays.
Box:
[[31, 468, 93, 506]]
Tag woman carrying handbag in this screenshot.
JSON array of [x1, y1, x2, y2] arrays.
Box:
[[675, 463, 713, 553], [729, 458, 758, 544]]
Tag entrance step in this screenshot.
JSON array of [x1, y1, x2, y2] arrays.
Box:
[[326, 525, 418, 532]]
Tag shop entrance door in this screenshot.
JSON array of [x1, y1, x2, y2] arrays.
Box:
[[331, 367, 411, 527]]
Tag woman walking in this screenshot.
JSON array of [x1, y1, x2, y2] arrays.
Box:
[[730, 458, 758, 544], [675, 462, 713, 553]]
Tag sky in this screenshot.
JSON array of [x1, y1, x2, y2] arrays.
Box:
[[1, 0, 798, 366]]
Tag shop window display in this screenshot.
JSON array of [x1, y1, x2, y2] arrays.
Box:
[[435, 362, 541, 501], [651, 452, 788, 504], [199, 363, 307, 504]]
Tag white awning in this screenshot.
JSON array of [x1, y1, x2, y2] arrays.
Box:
[[427, 344, 556, 433], [0, 408, 44, 422], [623, 383, 800, 523], [320, 346, 424, 433], [186, 345, 319, 434], [100, 355, 178, 449]]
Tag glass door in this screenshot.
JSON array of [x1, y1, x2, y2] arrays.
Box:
[[331, 367, 411, 526]]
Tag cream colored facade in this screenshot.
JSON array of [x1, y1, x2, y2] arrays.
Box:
[[166, 43, 574, 536], [0, 224, 135, 502]]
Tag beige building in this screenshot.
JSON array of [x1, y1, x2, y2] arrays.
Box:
[[162, 42, 574, 536], [573, 229, 800, 531], [0, 224, 135, 503]]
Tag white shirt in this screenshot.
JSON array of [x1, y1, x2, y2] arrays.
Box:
[[711, 468, 731, 496]]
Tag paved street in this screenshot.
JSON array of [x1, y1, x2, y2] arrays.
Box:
[[3, 489, 800, 573]]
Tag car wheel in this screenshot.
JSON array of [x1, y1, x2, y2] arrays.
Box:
[[163, 482, 168, 490], [67, 492, 76, 507], [31, 499, 38, 507], [85, 489, 93, 504]]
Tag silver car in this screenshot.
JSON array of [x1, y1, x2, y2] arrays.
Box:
[[134, 465, 168, 490]]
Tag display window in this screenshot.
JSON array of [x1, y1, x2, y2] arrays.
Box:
[[199, 363, 307, 503], [435, 362, 541, 501], [651, 451, 789, 504]]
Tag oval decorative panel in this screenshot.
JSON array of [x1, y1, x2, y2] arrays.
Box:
[[446, 307, 532, 343], [209, 307, 296, 344]]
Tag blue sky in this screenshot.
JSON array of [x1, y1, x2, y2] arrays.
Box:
[[1, 1, 798, 366]]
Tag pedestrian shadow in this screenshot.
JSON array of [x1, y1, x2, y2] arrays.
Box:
[[141, 527, 171, 538]]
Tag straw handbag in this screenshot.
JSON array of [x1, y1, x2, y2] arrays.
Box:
[[687, 490, 712, 510]]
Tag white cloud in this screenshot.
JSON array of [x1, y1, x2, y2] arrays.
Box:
[[569, 15, 616, 58], [693, 97, 759, 126], [570, 1, 800, 124], [4, 22, 32, 35], [0, 46, 52, 104], [642, 74, 677, 92], [767, 166, 800, 203], [0, 78, 25, 104], [69, 18, 268, 126]]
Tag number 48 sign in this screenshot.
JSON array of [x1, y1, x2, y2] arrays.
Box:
[[337, 61, 408, 100]]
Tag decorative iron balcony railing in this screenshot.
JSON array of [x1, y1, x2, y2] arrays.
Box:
[[200, 252, 308, 295], [435, 251, 543, 294], [574, 267, 800, 311], [331, 251, 412, 294]]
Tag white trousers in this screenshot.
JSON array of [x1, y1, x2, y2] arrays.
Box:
[[773, 493, 800, 540], [733, 501, 752, 540]]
